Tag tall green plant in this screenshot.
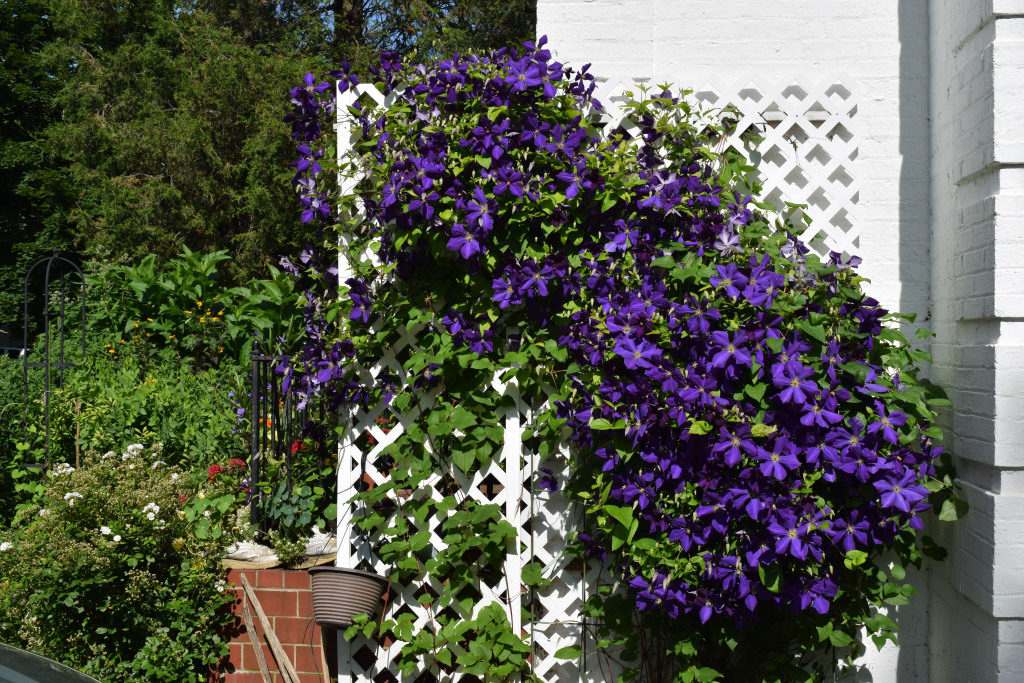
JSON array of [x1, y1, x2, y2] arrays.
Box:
[[90, 247, 304, 367]]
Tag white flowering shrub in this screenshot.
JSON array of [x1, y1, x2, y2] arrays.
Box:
[[0, 444, 239, 681]]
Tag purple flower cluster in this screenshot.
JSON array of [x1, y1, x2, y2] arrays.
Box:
[[284, 37, 944, 635]]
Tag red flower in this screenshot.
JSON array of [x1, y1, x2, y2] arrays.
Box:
[[290, 440, 307, 454], [227, 458, 246, 470], [207, 463, 224, 481]]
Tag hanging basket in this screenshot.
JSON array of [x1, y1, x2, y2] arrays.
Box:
[[308, 566, 389, 627]]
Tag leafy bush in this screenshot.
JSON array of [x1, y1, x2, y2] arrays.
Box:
[[3, 341, 246, 466], [0, 444, 237, 682], [0, 337, 249, 533], [88, 247, 304, 368], [284, 38, 963, 681]]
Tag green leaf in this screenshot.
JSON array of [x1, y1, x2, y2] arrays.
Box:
[[651, 255, 677, 270], [451, 448, 475, 474], [688, 420, 712, 435], [750, 423, 776, 438], [695, 668, 722, 682], [604, 505, 633, 529], [600, 193, 618, 213], [521, 563, 544, 586], [758, 563, 781, 593], [409, 530, 431, 552], [632, 538, 656, 551], [744, 383, 766, 401], [554, 645, 582, 660], [590, 418, 614, 430], [938, 497, 968, 522], [828, 630, 854, 647], [843, 549, 868, 569], [450, 407, 476, 431], [798, 322, 828, 345]]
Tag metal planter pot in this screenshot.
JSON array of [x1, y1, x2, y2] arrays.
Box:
[[308, 566, 388, 627]]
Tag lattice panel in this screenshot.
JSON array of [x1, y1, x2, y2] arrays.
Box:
[[331, 309, 523, 676], [597, 78, 860, 256], [332, 76, 857, 681]]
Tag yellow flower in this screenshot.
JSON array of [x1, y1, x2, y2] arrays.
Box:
[[196, 301, 203, 307], [132, 322, 138, 328], [168, 335, 175, 339], [217, 310, 224, 315], [146, 318, 153, 322], [199, 316, 206, 323], [211, 316, 219, 322], [108, 349, 115, 354], [184, 310, 193, 315]]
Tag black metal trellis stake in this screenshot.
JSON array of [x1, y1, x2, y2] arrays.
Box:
[[21, 250, 86, 470], [250, 351, 261, 530], [249, 352, 333, 538]]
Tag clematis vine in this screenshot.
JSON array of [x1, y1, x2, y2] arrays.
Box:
[[282, 36, 963, 681]]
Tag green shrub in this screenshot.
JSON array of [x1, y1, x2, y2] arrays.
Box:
[[68, 346, 247, 468], [87, 247, 304, 369], [0, 340, 248, 529], [5, 342, 246, 466], [0, 444, 238, 682]]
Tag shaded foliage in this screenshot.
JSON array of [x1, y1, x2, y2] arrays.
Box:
[[0, 0, 535, 331]]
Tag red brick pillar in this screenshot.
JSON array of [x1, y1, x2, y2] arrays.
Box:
[[221, 568, 336, 683]]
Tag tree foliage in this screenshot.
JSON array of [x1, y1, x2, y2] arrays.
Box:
[[0, 0, 535, 330]]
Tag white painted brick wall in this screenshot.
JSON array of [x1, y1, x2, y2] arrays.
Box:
[[930, 0, 1022, 680]]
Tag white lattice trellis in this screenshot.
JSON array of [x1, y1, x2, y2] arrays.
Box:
[[597, 78, 860, 256], [698, 79, 860, 256], [331, 76, 859, 682]]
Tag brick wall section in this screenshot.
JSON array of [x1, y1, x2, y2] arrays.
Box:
[[221, 568, 335, 683], [928, 2, 1024, 681]]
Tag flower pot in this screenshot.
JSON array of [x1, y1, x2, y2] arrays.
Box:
[[308, 566, 388, 627]]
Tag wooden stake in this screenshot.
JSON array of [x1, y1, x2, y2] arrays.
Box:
[[241, 598, 272, 683], [240, 574, 301, 683]]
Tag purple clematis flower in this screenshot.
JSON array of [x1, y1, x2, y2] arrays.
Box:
[[756, 437, 801, 480], [446, 223, 482, 259], [466, 187, 494, 231], [768, 510, 809, 560], [867, 401, 907, 445], [772, 364, 819, 405], [710, 262, 749, 298], [874, 470, 929, 512], [613, 338, 662, 370], [710, 330, 752, 369]]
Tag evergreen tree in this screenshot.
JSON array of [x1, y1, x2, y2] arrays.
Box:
[[1, 0, 535, 327]]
